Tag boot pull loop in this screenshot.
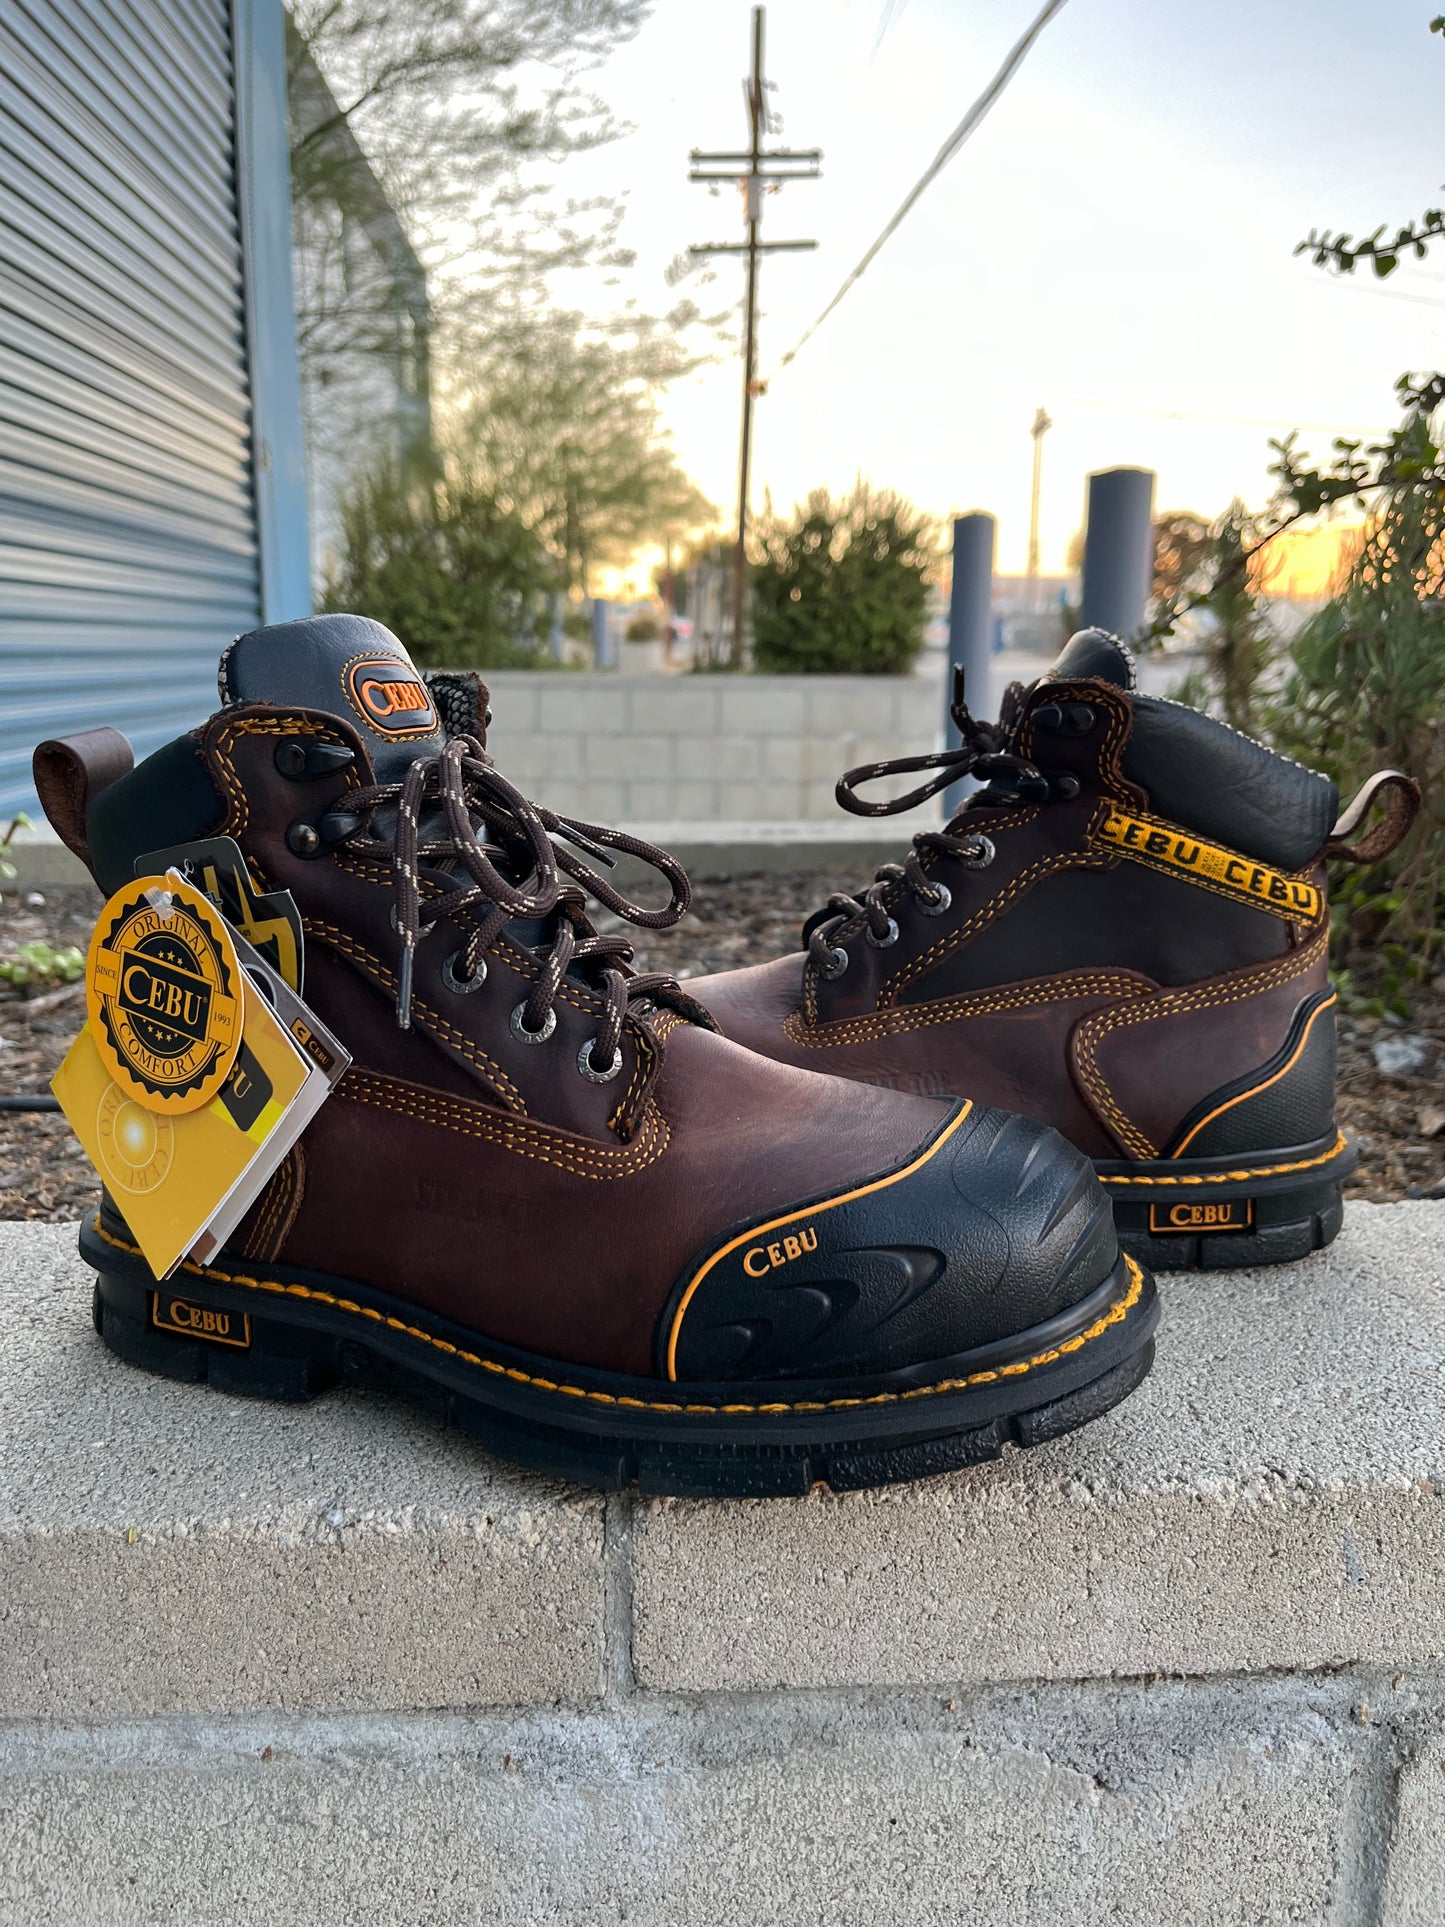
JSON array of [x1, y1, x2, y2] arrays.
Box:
[[1325, 770, 1421, 866], [31, 728, 134, 870]]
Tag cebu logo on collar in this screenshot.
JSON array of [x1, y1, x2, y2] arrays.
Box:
[[345, 655, 437, 737], [85, 875, 243, 1114]]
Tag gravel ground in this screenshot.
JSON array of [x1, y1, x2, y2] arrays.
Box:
[[2, 876, 1440, 1221]]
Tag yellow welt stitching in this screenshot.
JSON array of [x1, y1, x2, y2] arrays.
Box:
[[91, 1220, 1144, 1415]]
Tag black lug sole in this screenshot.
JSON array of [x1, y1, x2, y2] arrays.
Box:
[[1097, 1130, 1356, 1272], [80, 1214, 1159, 1499]]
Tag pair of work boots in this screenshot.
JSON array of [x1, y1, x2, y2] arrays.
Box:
[[35, 615, 1416, 1498]]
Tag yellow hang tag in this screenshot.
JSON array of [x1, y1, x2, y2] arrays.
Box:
[[84, 875, 243, 1115]]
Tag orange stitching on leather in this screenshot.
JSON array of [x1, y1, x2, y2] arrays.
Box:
[[208, 713, 360, 840], [880, 836, 1113, 1005], [91, 1218, 1145, 1416], [1098, 1132, 1349, 1186], [339, 1067, 670, 1179], [784, 971, 1154, 1048], [1170, 992, 1337, 1156], [801, 807, 1050, 1023], [1073, 931, 1329, 1160], [243, 1157, 290, 1262], [305, 919, 526, 1112], [666, 1103, 974, 1378]]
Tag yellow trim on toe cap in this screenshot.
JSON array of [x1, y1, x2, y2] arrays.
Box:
[[90, 1209, 1145, 1415], [664, 1101, 972, 1381]]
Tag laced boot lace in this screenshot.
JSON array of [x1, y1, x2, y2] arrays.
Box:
[[329, 734, 692, 1076], [804, 672, 1070, 979]]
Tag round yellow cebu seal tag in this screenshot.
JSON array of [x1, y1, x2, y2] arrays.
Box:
[[85, 874, 243, 1115]]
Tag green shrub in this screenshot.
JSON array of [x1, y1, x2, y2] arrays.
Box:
[[322, 462, 559, 670], [624, 612, 661, 641], [750, 485, 933, 675], [1266, 479, 1444, 1004]]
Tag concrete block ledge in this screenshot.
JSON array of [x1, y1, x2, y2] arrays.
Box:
[[5, 818, 924, 890], [3, 1202, 1444, 1922]]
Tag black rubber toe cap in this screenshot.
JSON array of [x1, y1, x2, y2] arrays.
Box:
[[661, 1101, 1119, 1383]]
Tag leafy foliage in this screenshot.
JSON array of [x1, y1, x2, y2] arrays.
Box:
[[289, 0, 650, 354], [459, 316, 715, 594], [1151, 510, 1213, 604], [1198, 503, 1275, 737], [0, 942, 84, 992], [320, 462, 559, 668], [1265, 473, 1445, 998], [749, 486, 934, 675], [0, 814, 24, 911], [1297, 17, 1445, 279]]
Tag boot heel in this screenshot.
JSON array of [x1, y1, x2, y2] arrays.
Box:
[[1097, 1133, 1356, 1272], [92, 1273, 339, 1403]]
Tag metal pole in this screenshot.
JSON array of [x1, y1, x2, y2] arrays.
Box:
[[943, 512, 996, 820], [1025, 407, 1051, 612], [729, 5, 765, 670], [1079, 467, 1156, 640]]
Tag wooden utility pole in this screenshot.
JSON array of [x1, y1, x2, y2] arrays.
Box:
[[689, 7, 819, 667], [1025, 406, 1052, 612]]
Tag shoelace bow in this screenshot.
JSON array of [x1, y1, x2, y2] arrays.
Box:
[[336, 734, 691, 1072], [805, 676, 1051, 971]]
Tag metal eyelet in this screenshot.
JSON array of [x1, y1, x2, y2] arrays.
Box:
[[818, 945, 849, 980], [510, 1002, 556, 1044], [442, 951, 487, 995], [918, 883, 952, 916], [577, 1038, 623, 1083], [866, 917, 900, 949], [957, 835, 996, 871]]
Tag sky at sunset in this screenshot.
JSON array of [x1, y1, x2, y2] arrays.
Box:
[[567, 0, 1445, 576]]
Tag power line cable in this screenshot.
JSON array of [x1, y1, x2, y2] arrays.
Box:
[[774, 0, 1072, 375]]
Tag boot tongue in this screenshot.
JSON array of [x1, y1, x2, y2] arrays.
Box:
[[220, 613, 445, 782], [1042, 628, 1137, 690]]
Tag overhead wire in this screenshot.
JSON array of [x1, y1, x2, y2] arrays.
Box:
[[772, 0, 1072, 377]]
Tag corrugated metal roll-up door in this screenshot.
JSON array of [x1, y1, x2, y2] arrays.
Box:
[[0, 0, 263, 816]]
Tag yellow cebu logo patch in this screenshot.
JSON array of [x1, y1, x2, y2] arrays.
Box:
[[85, 876, 243, 1114], [151, 1293, 252, 1348], [1096, 809, 1322, 922], [1149, 1200, 1254, 1234]]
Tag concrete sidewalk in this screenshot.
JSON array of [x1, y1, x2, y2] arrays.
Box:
[[3, 1203, 1444, 1922]]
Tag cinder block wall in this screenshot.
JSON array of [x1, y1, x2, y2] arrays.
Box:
[[481, 673, 943, 823]]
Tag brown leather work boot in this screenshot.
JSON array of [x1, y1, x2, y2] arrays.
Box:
[[689, 630, 1420, 1274], [34, 615, 1157, 1497]]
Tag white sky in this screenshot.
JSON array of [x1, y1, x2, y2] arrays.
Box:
[[563, 0, 1445, 574]]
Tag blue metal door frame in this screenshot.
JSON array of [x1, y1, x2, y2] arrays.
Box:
[[232, 0, 310, 626]]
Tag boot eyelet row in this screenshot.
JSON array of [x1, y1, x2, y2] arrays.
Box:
[[577, 1039, 623, 1083], [956, 835, 996, 871], [511, 1003, 556, 1044], [442, 951, 488, 995], [918, 882, 952, 916], [818, 945, 849, 980], [866, 917, 900, 949]]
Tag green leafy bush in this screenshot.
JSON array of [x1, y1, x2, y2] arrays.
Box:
[[750, 485, 934, 675], [1266, 472, 1444, 1004], [624, 612, 661, 641], [321, 462, 559, 670], [0, 942, 84, 991]]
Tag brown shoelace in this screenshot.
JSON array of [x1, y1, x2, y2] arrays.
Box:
[[334, 734, 691, 1072]]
